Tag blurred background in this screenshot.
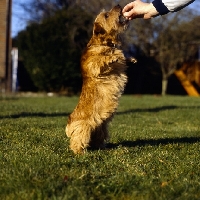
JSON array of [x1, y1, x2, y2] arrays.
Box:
[[1, 0, 200, 96]]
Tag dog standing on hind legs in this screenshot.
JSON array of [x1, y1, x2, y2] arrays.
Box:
[[66, 5, 136, 154]]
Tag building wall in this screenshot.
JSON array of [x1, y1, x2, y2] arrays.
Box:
[[0, 0, 7, 79]]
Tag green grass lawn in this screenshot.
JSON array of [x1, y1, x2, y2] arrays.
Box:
[[0, 95, 200, 200]]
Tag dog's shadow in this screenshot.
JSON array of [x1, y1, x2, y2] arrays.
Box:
[[106, 136, 200, 149], [117, 105, 200, 115], [0, 112, 70, 119]]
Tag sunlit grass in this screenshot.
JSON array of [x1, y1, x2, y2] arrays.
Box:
[[0, 95, 200, 199]]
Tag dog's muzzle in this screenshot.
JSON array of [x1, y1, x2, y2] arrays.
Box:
[[112, 5, 128, 25], [119, 15, 128, 25]]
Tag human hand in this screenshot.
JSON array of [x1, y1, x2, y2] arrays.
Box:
[[122, 0, 159, 20]]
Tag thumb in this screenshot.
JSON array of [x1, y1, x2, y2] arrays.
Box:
[[123, 12, 129, 17]]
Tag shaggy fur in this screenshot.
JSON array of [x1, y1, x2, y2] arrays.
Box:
[[66, 5, 136, 154]]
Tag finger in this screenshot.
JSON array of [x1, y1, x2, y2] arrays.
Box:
[[122, 2, 134, 13], [123, 9, 136, 18]]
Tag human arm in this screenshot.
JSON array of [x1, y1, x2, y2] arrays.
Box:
[[122, 0, 195, 20]]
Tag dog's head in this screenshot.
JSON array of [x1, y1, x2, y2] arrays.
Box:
[[88, 5, 128, 47]]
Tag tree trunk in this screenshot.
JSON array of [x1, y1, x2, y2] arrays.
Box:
[[162, 78, 168, 96]]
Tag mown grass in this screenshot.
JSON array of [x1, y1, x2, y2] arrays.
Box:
[[0, 95, 200, 200]]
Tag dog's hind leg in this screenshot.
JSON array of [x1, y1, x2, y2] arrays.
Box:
[[89, 120, 110, 149], [67, 121, 92, 154]]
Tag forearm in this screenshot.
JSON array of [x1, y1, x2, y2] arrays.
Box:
[[153, 0, 195, 15]]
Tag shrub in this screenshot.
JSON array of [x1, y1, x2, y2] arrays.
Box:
[[16, 7, 93, 93]]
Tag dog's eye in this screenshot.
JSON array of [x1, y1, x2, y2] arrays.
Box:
[[105, 13, 109, 18]]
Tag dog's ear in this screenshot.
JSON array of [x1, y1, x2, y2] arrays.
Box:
[[93, 22, 106, 35]]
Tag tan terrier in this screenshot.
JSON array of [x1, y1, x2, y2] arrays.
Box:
[[66, 5, 136, 154]]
